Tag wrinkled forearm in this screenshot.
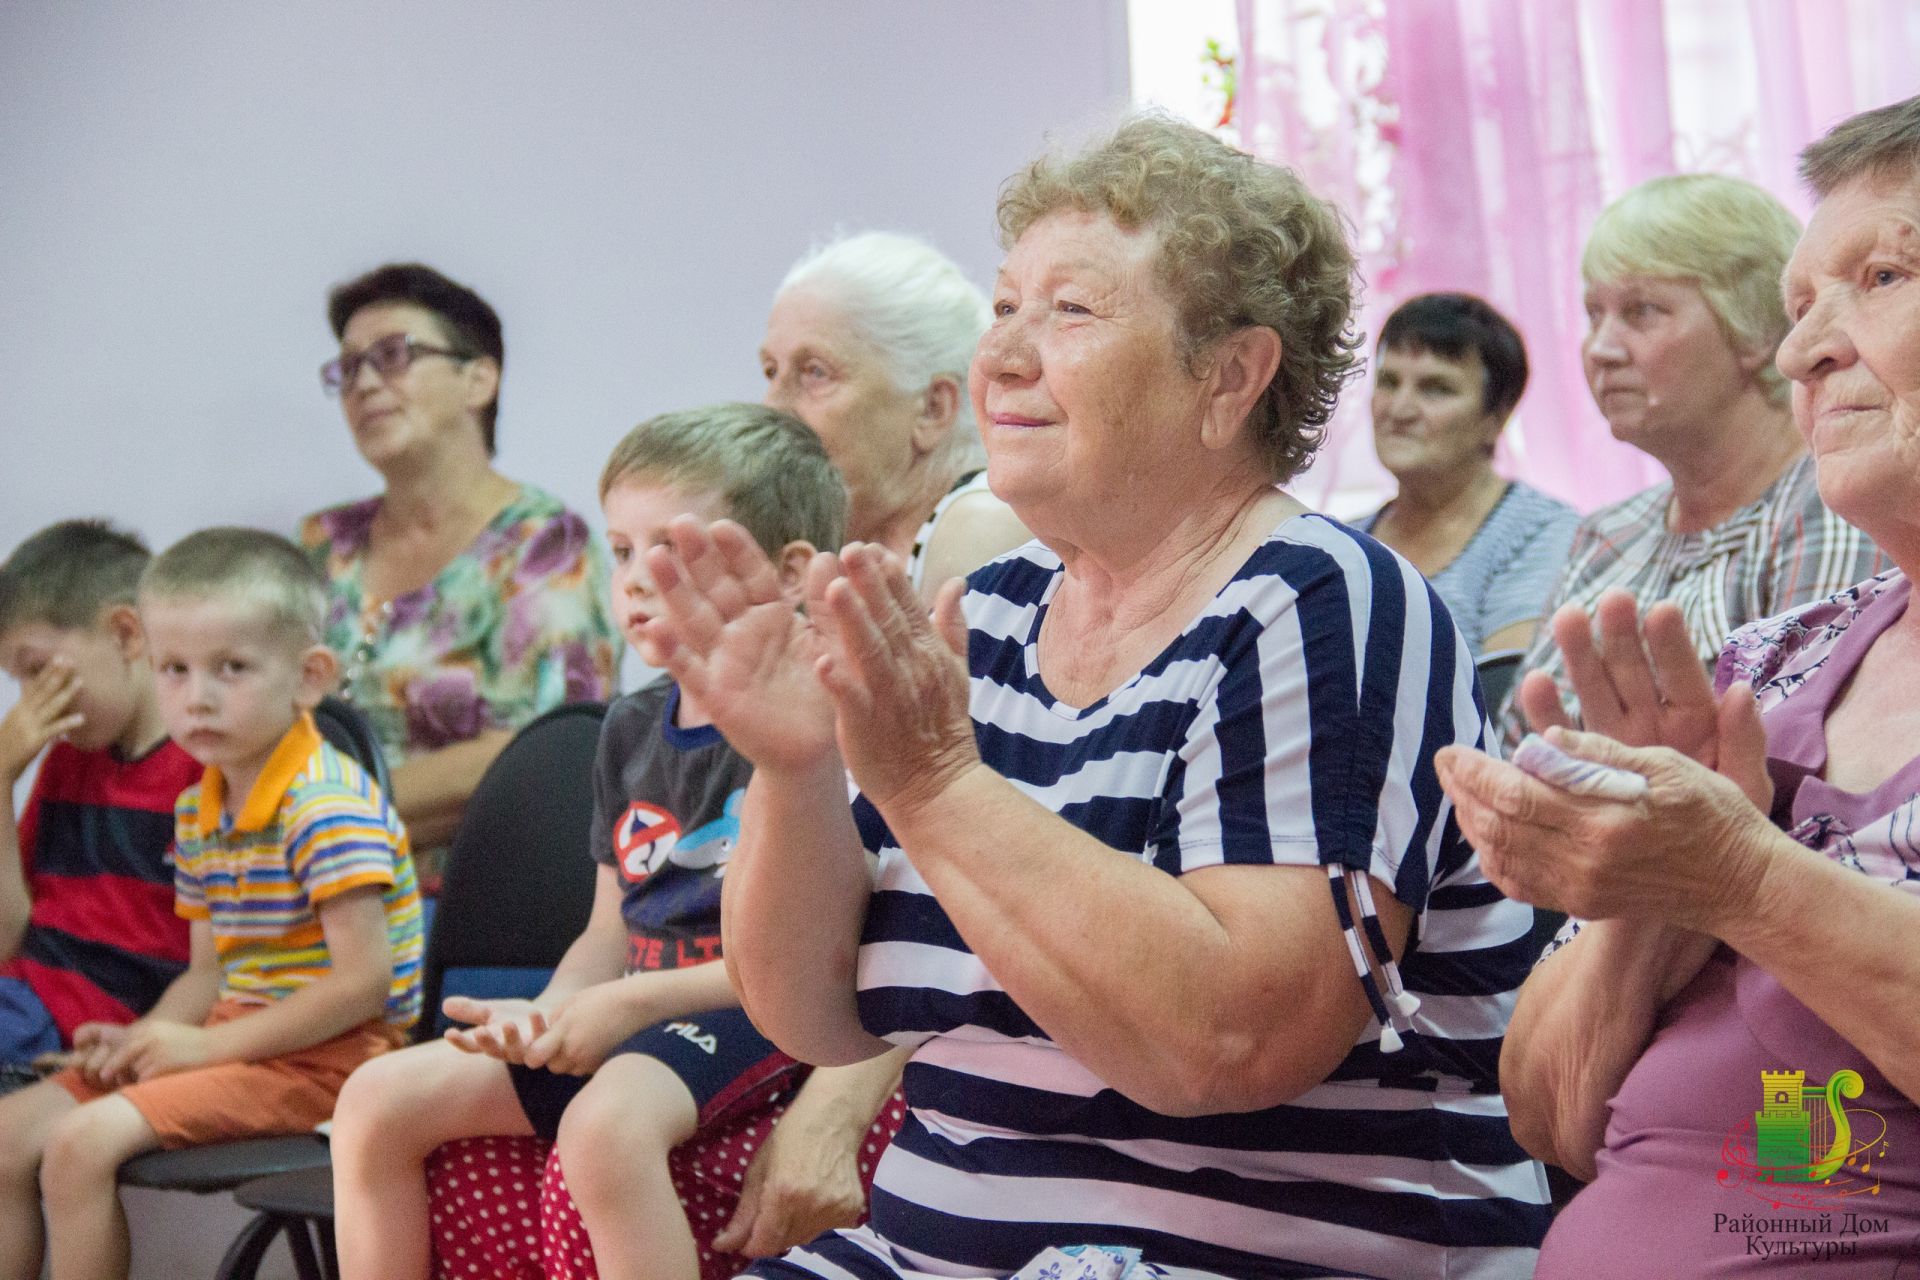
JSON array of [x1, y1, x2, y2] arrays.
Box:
[[782, 1047, 909, 1144], [1501, 918, 1716, 1177], [883, 764, 1379, 1117], [722, 761, 891, 1067]]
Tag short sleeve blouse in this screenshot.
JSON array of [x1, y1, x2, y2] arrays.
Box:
[[1357, 480, 1579, 653], [300, 484, 619, 766], [773, 515, 1550, 1280]]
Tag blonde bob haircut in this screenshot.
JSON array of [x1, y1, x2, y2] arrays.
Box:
[[1581, 174, 1802, 404], [140, 528, 329, 649], [996, 112, 1362, 484]]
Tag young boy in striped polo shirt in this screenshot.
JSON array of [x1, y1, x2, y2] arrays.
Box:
[[0, 527, 421, 1280]]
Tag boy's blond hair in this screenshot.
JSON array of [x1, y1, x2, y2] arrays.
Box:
[[140, 528, 329, 648], [0, 519, 150, 637], [600, 404, 847, 556]]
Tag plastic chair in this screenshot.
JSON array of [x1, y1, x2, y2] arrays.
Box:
[[215, 700, 609, 1279], [1474, 647, 1526, 717], [312, 695, 392, 799]]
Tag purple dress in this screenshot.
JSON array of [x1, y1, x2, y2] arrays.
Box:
[[1539, 573, 1920, 1277]]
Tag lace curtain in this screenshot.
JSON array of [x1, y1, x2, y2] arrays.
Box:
[[1232, 0, 1920, 514]]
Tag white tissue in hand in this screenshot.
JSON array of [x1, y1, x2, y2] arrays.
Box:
[[1512, 733, 1649, 801]]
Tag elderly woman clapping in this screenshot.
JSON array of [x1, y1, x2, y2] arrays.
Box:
[[1438, 96, 1920, 1276], [641, 116, 1549, 1279]]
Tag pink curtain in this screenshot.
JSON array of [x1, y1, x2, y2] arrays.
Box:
[[1233, 0, 1920, 515]]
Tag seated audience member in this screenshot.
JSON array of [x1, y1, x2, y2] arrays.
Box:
[[761, 231, 1030, 599], [0, 523, 197, 1087], [1356, 293, 1579, 654], [644, 114, 1549, 1279], [1497, 174, 1884, 749], [1439, 95, 1920, 1275], [0, 528, 421, 1280], [304, 263, 619, 868], [333, 404, 883, 1280]]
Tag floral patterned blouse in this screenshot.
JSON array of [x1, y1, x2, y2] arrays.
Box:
[[299, 485, 619, 768]]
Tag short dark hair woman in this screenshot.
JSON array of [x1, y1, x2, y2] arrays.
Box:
[[1358, 292, 1579, 655], [301, 263, 619, 866]]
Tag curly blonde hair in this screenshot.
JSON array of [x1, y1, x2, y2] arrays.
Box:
[[996, 113, 1361, 482]]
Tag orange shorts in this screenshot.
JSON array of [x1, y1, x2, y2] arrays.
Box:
[[54, 998, 407, 1149]]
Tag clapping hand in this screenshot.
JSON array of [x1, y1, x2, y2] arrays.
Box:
[[442, 996, 548, 1064], [520, 983, 643, 1076], [637, 518, 839, 775], [811, 545, 978, 816]]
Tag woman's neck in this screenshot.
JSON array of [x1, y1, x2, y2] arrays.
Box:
[[1660, 391, 1804, 535], [1381, 460, 1505, 528], [377, 443, 512, 534], [1051, 475, 1294, 636], [854, 459, 967, 557]]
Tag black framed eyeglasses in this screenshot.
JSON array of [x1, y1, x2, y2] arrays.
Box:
[[321, 332, 474, 394]]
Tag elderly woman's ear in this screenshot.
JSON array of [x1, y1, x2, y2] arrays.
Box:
[[1199, 324, 1283, 452], [909, 375, 964, 456]]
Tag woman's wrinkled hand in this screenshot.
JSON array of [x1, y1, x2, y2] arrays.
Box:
[[1519, 592, 1722, 759], [711, 1105, 867, 1257], [812, 545, 980, 819], [637, 518, 839, 775], [1436, 724, 1778, 930]]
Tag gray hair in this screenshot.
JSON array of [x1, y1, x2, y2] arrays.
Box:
[[1800, 94, 1920, 197], [777, 231, 991, 470], [600, 403, 846, 556], [140, 528, 328, 648]]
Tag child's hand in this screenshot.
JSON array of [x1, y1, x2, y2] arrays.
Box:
[[71, 1021, 131, 1088], [107, 1020, 214, 1082], [0, 659, 86, 783], [442, 996, 548, 1063], [521, 983, 643, 1075]]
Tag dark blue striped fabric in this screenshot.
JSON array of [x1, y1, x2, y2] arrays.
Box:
[[755, 516, 1547, 1280]]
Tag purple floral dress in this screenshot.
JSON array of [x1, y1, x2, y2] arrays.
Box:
[[300, 485, 619, 769]]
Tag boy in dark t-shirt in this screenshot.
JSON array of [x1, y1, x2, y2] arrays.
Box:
[[331, 404, 850, 1280]]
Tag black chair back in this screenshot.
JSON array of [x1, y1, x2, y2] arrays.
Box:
[[312, 695, 391, 799], [1474, 648, 1526, 720], [418, 701, 606, 1029]]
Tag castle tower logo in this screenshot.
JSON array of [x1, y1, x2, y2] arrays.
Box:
[[1717, 1067, 1888, 1209]]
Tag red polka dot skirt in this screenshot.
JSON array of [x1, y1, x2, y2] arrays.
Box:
[[427, 1091, 909, 1280]]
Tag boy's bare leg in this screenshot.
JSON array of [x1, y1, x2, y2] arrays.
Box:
[[331, 1039, 535, 1280], [0, 1078, 77, 1280], [554, 1054, 700, 1280], [40, 1094, 159, 1280]]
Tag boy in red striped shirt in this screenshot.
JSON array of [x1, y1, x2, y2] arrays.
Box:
[[0, 522, 196, 1090]]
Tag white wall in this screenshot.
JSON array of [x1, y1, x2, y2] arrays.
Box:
[[0, 0, 1129, 571], [0, 6, 1128, 1273]]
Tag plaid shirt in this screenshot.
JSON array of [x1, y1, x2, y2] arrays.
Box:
[[1495, 452, 1886, 751]]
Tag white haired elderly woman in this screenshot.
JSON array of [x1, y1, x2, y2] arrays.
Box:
[[1440, 95, 1920, 1275], [1496, 175, 1884, 751], [642, 115, 1550, 1279], [761, 231, 1030, 599]]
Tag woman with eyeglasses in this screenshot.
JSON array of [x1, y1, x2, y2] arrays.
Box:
[[301, 263, 619, 874]]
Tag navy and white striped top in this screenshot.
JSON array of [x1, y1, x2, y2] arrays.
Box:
[[757, 514, 1549, 1280]]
